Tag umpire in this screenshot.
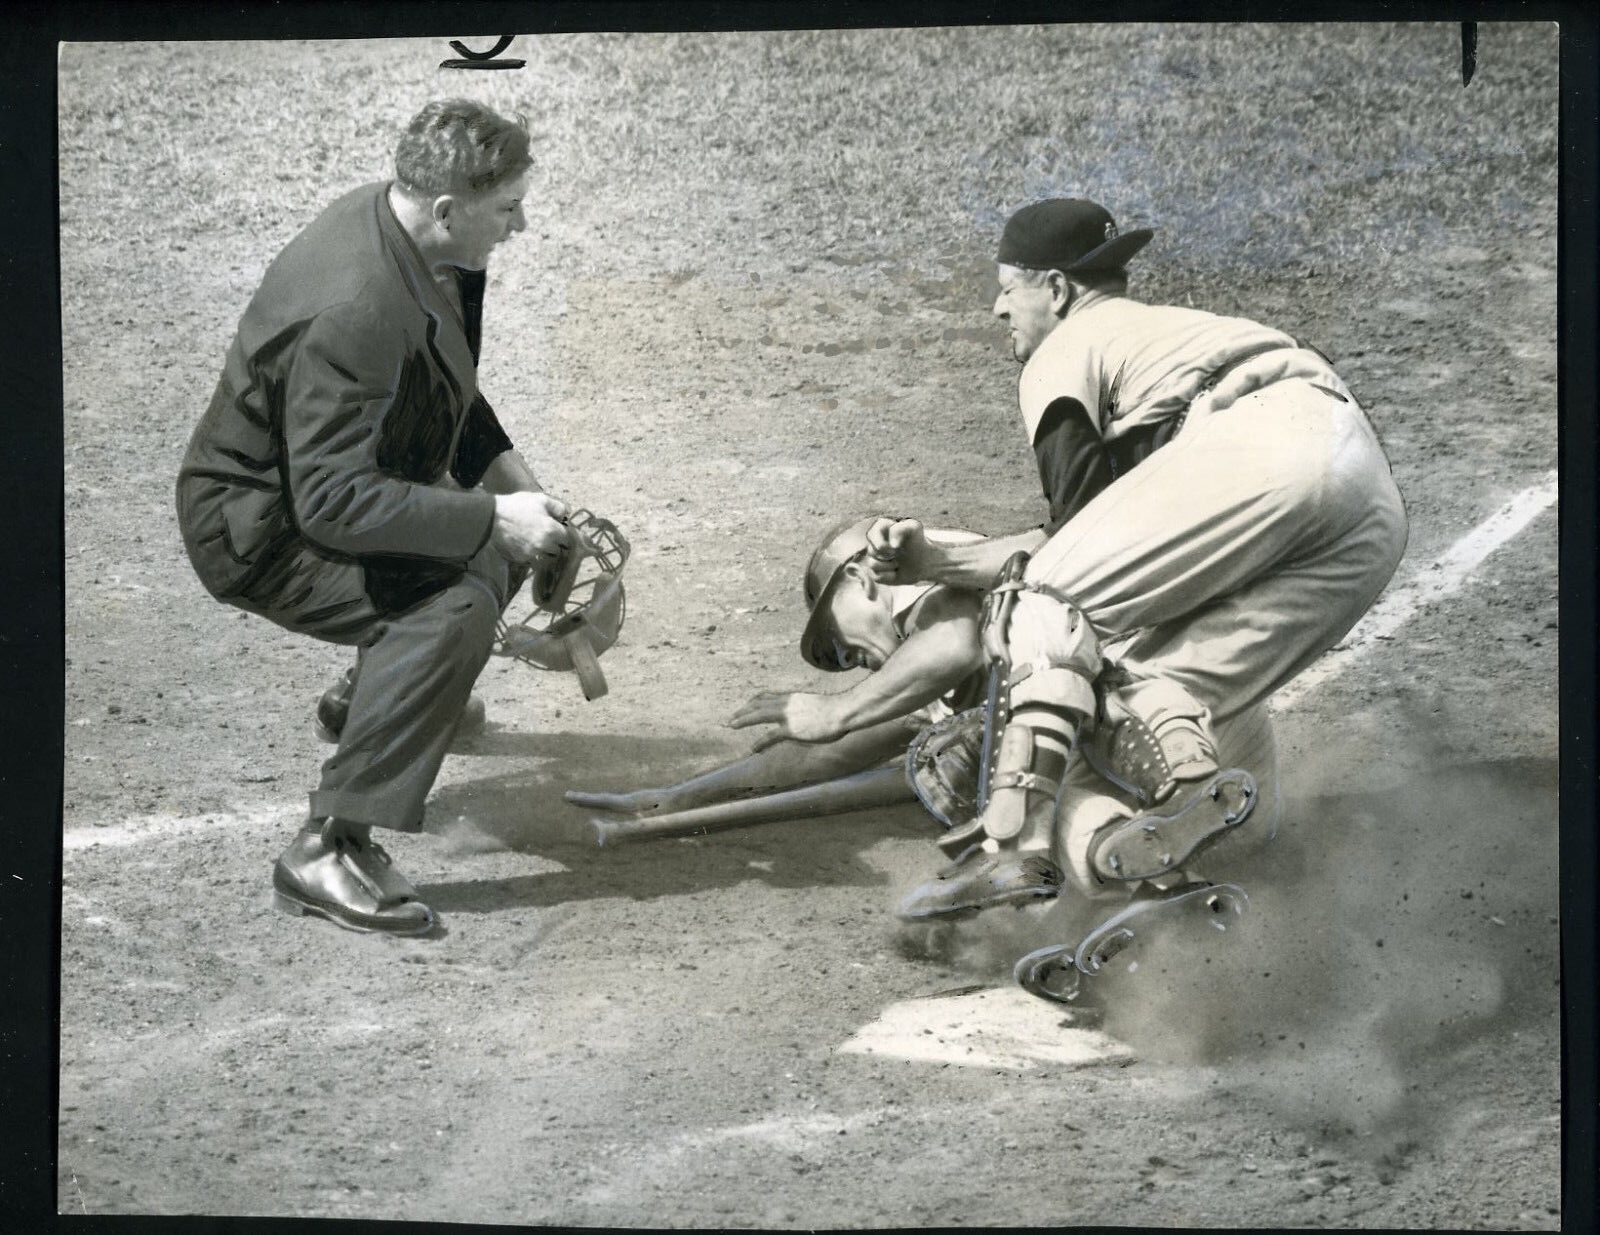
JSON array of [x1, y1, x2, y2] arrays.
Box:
[[176, 99, 573, 936]]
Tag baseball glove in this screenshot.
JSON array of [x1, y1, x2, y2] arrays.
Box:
[[904, 707, 985, 830]]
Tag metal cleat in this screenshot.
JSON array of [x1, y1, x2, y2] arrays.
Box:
[[1091, 768, 1257, 882], [1075, 881, 1249, 976]]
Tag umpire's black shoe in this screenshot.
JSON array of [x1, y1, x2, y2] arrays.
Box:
[[272, 818, 437, 936], [314, 667, 487, 744], [896, 846, 1062, 921]]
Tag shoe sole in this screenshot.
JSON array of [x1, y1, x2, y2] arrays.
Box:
[[1075, 882, 1249, 975], [272, 886, 437, 937], [1093, 769, 1257, 882], [896, 883, 1059, 923]]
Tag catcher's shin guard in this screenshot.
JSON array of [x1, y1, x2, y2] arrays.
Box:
[[962, 557, 1101, 852], [1087, 678, 1224, 807], [979, 719, 1071, 849]]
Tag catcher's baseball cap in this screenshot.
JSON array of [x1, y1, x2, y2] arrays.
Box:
[[997, 199, 1153, 273], [800, 515, 881, 671]]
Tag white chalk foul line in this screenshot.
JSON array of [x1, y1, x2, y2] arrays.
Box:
[[1273, 469, 1557, 711], [62, 800, 299, 853]]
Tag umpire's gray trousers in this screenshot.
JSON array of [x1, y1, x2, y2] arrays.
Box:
[[231, 538, 516, 833]]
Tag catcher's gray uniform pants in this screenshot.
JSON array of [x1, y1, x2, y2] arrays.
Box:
[[232, 538, 515, 833], [1007, 378, 1408, 892]]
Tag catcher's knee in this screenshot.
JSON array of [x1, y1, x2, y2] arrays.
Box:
[[1002, 589, 1101, 724]]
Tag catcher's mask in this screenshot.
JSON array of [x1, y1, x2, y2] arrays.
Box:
[[494, 509, 630, 701]]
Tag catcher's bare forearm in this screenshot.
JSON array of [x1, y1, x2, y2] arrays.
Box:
[[589, 764, 914, 845], [923, 527, 1047, 590]]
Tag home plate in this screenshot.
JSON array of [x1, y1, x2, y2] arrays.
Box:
[[837, 985, 1133, 1071]]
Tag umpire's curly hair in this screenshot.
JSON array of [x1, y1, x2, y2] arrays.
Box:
[[394, 98, 532, 196]]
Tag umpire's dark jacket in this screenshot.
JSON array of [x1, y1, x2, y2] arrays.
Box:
[[177, 181, 515, 617]]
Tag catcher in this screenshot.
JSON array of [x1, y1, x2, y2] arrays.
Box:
[[572, 508, 1283, 998]]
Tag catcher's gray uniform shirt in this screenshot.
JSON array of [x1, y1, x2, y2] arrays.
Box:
[[1017, 296, 1301, 445]]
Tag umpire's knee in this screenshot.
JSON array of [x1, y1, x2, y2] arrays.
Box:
[[443, 575, 504, 665]]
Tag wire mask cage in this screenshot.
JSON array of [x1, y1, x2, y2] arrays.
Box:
[[494, 509, 630, 700]]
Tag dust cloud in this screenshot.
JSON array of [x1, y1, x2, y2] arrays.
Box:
[[895, 702, 1558, 1156]]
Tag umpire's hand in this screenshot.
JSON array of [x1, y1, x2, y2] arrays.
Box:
[[492, 491, 572, 562]]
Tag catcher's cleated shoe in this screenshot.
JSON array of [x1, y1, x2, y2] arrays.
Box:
[[896, 845, 1063, 921], [272, 818, 436, 936], [1074, 880, 1248, 976], [1013, 942, 1087, 1005], [1089, 768, 1257, 883], [314, 668, 487, 745]]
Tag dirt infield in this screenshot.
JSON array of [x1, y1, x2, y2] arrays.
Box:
[[58, 25, 1559, 1226]]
